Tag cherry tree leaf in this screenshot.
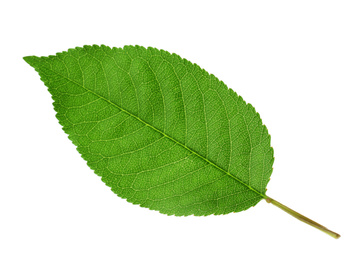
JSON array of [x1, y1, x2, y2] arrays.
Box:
[[24, 45, 339, 238]]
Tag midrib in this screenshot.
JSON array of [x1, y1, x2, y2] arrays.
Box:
[[45, 65, 266, 199]]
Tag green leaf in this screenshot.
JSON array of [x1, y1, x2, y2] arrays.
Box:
[[24, 45, 339, 238]]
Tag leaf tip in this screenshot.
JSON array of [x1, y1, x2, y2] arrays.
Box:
[[23, 55, 40, 68]]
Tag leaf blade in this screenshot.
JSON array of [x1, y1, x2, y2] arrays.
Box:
[[24, 45, 274, 216]]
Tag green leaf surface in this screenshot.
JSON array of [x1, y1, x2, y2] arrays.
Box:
[[24, 45, 274, 216]]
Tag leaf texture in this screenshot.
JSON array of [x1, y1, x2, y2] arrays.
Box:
[[24, 45, 274, 216]]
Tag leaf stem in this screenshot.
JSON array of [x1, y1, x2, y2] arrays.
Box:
[[265, 197, 340, 239]]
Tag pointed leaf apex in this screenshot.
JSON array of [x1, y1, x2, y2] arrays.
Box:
[[23, 56, 40, 68]]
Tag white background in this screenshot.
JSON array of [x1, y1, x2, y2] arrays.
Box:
[[1, 0, 352, 259]]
